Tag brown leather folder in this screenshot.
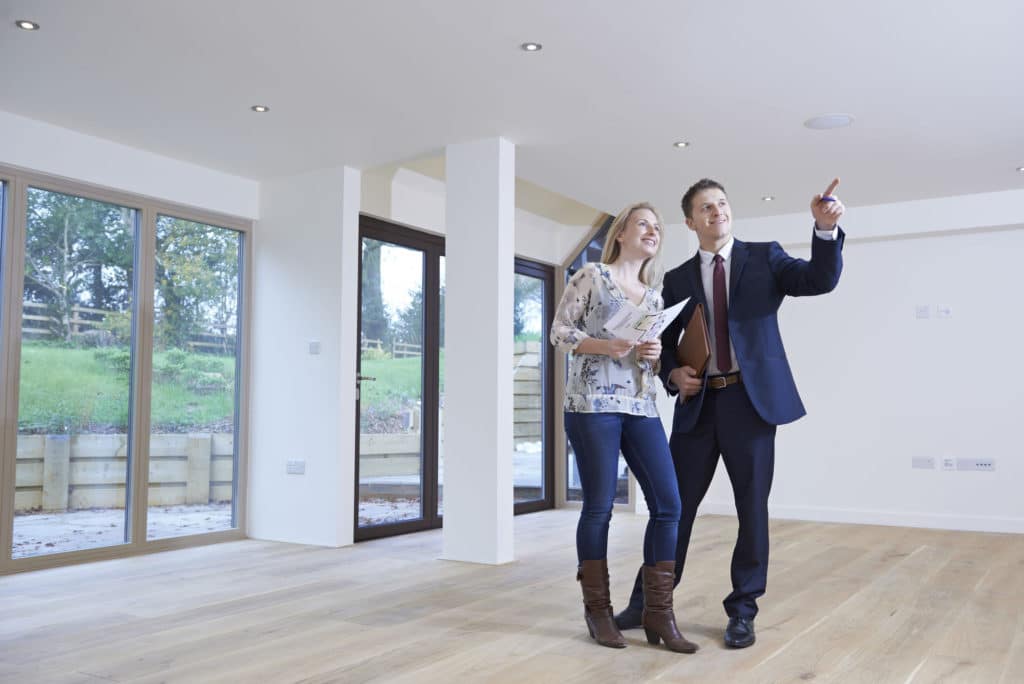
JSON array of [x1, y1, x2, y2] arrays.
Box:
[[675, 303, 711, 375]]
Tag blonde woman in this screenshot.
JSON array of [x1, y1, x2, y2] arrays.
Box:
[[551, 202, 697, 653]]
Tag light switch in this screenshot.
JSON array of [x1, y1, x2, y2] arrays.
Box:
[[915, 305, 930, 319], [308, 340, 321, 355]]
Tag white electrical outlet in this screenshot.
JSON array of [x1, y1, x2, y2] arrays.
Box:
[[915, 305, 930, 319], [936, 306, 953, 320], [956, 458, 995, 472], [941, 457, 956, 471], [912, 457, 935, 470], [286, 459, 306, 475]]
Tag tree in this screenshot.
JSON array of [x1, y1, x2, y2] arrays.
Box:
[[360, 239, 390, 350], [393, 287, 423, 346], [23, 188, 133, 343], [154, 217, 240, 352], [514, 275, 542, 337]]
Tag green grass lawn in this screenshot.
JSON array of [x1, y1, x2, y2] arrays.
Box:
[[19, 342, 456, 434], [358, 352, 445, 414], [18, 343, 236, 434]]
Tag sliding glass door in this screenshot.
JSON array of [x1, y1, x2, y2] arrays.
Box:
[[513, 259, 554, 513], [354, 218, 555, 540], [0, 166, 251, 572], [355, 217, 442, 540]]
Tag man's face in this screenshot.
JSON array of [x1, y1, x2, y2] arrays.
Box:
[[685, 188, 732, 246]]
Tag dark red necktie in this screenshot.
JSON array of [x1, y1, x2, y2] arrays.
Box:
[[713, 254, 731, 373]]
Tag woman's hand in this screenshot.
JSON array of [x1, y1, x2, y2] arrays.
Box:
[[635, 339, 662, 362], [603, 338, 635, 358]]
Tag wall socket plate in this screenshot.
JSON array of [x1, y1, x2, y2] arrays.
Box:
[[941, 457, 956, 471], [286, 459, 306, 475], [956, 458, 995, 472]]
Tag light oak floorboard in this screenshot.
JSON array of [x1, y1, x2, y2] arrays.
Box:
[[1, 510, 1022, 683]]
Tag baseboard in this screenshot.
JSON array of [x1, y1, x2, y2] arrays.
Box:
[[696, 501, 1024, 534]]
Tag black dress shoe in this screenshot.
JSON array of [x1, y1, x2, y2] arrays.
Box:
[[724, 616, 755, 648], [613, 605, 643, 630]]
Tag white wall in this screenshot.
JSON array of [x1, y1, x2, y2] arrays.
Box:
[[696, 192, 1024, 532], [0, 110, 258, 219], [362, 167, 593, 266], [249, 166, 359, 546]]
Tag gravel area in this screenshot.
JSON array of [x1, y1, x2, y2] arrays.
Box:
[[12, 503, 234, 559]]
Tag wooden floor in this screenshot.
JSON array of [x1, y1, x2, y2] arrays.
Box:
[[1, 510, 1023, 683]]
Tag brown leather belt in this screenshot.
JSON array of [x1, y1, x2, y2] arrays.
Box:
[[707, 372, 741, 390]]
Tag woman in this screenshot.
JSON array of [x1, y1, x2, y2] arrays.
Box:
[[550, 202, 697, 653]]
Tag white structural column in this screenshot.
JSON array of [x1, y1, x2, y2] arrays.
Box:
[[249, 165, 360, 548], [441, 138, 516, 564]]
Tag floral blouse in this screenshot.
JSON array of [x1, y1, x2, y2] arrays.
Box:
[[550, 262, 662, 417]]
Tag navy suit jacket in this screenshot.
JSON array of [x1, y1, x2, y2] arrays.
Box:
[[659, 230, 845, 433]]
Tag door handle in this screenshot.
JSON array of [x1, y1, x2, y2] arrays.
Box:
[[357, 375, 376, 382]]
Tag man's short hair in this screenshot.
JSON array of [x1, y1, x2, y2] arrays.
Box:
[[681, 179, 727, 219]]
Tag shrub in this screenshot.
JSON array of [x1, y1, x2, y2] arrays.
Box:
[[361, 347, 391, 361], [93, 348, 131, 374]]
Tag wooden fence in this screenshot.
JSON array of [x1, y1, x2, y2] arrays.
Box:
[[14, 433, 234, 512], [361, 337, 422, 358], [21, 301, 235, 353]]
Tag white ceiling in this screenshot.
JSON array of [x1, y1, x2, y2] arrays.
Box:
[[1, 0, 1022, 220]]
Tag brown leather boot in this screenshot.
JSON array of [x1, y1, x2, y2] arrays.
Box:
[[577, 560, 627, 649], [641, 561, 698, 653]]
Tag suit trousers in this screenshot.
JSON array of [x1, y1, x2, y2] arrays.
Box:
[[625, 381, 776, 619]]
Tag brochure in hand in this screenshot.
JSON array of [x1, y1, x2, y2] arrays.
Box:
[[602, 297, 690, 344]]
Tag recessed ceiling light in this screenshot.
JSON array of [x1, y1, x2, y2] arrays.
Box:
[[762, 195, 775, 202], [1017, 166, 1024, 173], [673, 141, 690, 149], [520, 42, 542, 52], [804, 113, 854, 130], [16, 20, 40, 30], [250, 105, 270, 113]]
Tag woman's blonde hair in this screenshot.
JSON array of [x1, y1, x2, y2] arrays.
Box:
[[600, 201, 665, 287]]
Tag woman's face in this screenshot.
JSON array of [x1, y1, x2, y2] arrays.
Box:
[[616, 208, 661, 259]]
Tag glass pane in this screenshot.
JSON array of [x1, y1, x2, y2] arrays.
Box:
[[13, 187, 136, 558], [147, 215, 241, 540], [437, 256, 445, 517], [359, 238, 424, 527], [514, 273, 545, 503]]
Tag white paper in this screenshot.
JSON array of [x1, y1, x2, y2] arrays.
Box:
[[603, 297, 690, 344]]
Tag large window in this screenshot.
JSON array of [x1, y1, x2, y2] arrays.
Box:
[[147, 216, 243, 540], [513, 259, 554, 513], [13, 188, 138, 559], [0, 168, 250, 573], [356, 219, 443, 539], [355, 218, 555, 541]]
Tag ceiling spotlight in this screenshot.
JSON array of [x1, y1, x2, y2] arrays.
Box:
[[673, 141, 690, 149], [804, 113, 854, 130], [16, 20, 40, 30], [762, 195, 775, 202], [520, 42, 542, 52], [250, 105, 270, 113], [1017, 166, 1024, 173]]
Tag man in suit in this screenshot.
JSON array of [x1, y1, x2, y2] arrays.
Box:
[[615, 177, 845, 648]]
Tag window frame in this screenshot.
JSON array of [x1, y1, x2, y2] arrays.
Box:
[[0, 163, 253, 575]]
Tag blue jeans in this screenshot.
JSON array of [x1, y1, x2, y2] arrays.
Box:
[[565, 412, 681, 564]]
